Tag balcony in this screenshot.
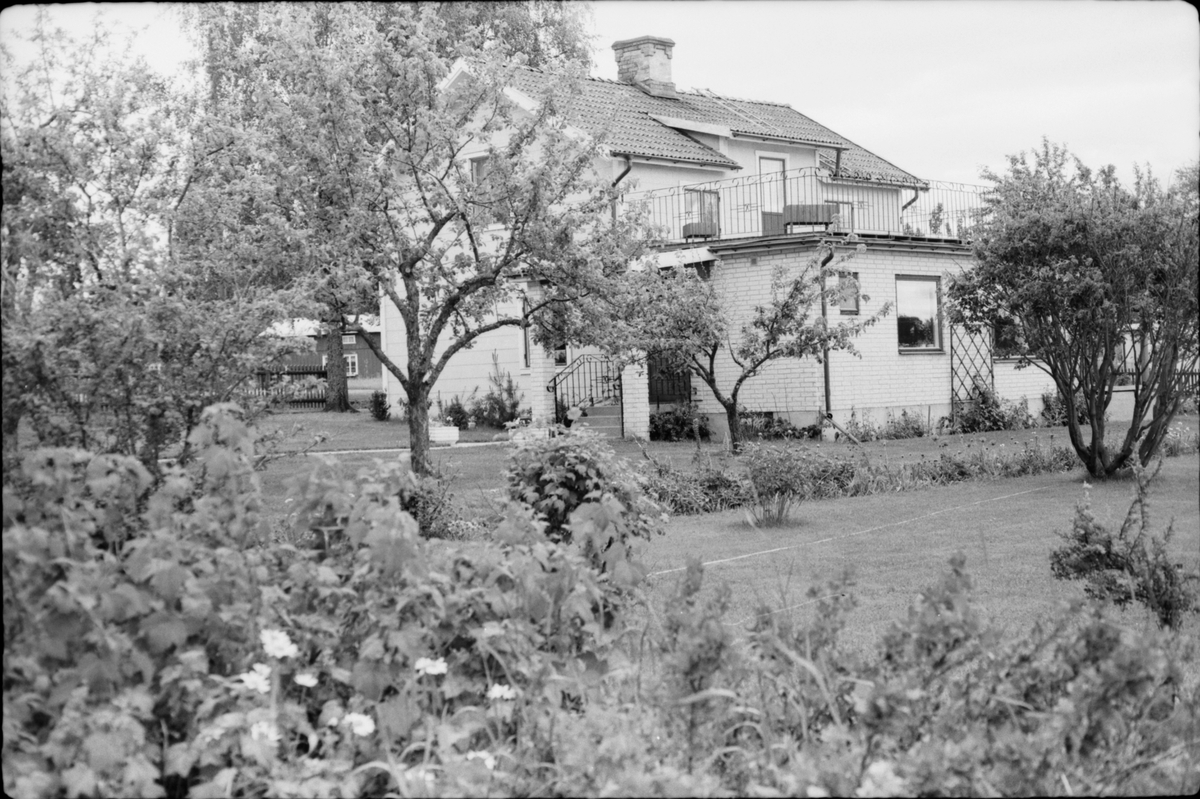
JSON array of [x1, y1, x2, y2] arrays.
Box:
[[622, 167, 988, 246]]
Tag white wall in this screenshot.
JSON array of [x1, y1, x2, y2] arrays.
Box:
[[994, 359, 1057, 417]]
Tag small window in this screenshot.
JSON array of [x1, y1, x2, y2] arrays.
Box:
[[896, 276, 942, 350], [341, 334, 356, 346], [470, 156, 490, 184], [837, 271, 859, 315], [321, 353, 359, 377]]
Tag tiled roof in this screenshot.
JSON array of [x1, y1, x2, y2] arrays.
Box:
[[508, 68, 925, 187]]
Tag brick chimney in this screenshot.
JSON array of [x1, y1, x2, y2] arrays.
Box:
[[612, 36, 677, 99]]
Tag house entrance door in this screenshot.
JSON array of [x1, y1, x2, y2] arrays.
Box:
[[949, 324, 994, 425], [759, 157, 786, 236]]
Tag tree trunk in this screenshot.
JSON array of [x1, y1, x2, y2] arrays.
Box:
[[407, 383, 432, 476], [324, 320, 352, 412], [724, 401, 742, 452]]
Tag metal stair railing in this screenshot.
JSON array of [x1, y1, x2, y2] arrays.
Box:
[[546, 355, 621, 424]]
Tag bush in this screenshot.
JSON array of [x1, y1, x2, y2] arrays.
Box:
[[738, 410, 815, 441], [1050, 457, 1199, 629], [844, 407, 931, 441], [436, 392, 474, 429], [649, 402, 710, 442], [471, 353, 525, 428], [3, 404, 649, 799], [645, 434, 1087, 515], [949, 382, 1034, 433], [1161, 422, 1200, 457], [638, 448, 753, 515], [368, 390, 391, 422], [506, 426, 664, 554], [742, 444, 812, 526], [1040, 388, 1096, 427]]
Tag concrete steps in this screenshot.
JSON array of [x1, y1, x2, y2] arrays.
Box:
[[571, 404, 622, 438]]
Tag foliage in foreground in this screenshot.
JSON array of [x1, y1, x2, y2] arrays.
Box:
[[1051, 457, 1200, 629], [4, 406, 1198, 798]]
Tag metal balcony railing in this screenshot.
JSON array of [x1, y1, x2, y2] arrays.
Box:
[[622, 167, 989, 245]]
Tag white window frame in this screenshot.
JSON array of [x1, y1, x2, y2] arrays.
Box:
[[341, 334, 356, 346], [837, 271, 860, 316], [321, 353, 360, 377]]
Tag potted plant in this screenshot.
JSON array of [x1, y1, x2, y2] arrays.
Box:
[[428, 415, 460, 446]]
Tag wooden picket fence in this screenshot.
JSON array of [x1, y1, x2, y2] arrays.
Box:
[[243, 360, 329, 410]]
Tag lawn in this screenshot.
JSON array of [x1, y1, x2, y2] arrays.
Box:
[[639, 454, 1200, 654]]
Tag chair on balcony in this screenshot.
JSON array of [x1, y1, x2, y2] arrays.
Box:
[[782, 204, 835, 232], [682, 220, 719, 240]]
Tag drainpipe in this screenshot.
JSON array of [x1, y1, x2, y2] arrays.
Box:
[[818, 243, 862, 445], [902, 186, 923, 211], [611, 155, 633, 226], [833, 147, 842, 178]]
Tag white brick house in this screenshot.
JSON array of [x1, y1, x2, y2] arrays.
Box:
[[380, 36, 1055, 439]]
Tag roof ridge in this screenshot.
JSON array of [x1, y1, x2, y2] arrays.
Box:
[[683, 87, 793, 109]]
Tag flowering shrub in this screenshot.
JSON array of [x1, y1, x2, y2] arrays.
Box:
[[843, 406, 932, 441]]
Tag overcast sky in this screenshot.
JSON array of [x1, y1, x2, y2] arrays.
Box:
[[2, 1, 1196, 186]]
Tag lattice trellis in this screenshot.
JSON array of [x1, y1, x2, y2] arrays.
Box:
[[950, 325, 994, 424]]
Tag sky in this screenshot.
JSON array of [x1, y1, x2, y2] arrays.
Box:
[[2, 1, 1196, 186]]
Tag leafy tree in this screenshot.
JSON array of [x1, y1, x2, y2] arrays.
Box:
[[949, 141, 1199, 477], [1, 13, 307, 475], [179, 1, 595, 414], [180, 4, 641, 473], [590, 242, 889, 449]]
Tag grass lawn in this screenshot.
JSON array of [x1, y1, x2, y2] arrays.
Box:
[[255, 409, 509, 452], [640, 454, 1200, 654]]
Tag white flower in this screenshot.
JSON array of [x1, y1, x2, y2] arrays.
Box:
[[238, 663, 272, 694], [405, 766, 437, 787], [414, 656, 448, 676], [1083, 481, 1093, 490], [341, 712, 375, 737], [293, 672, 318, 688], [249, 720, 281, 743], [806, 787, 831, 799], [487, 684, 516, 701], [466, 750, 497, 770], [261, 629, 299, 660], [856, 760, 907, 798]]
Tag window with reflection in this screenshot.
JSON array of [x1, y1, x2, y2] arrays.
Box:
[[896, 276, 941, 350]]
